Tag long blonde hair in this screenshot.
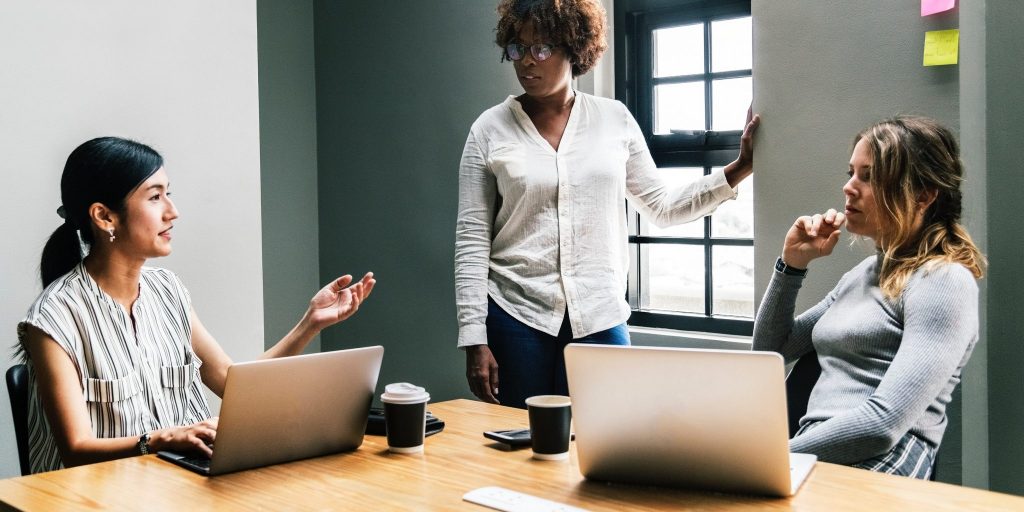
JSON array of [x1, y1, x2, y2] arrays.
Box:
[[855, 116, 985, 298]]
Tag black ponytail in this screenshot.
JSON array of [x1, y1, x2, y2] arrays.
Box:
[[40, 223, 85, 288], [39, 137, 163, 287]]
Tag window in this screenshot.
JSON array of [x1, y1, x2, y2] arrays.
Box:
[[617, 0, 753, 335]]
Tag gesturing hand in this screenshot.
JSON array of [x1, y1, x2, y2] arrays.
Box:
[[782, 208, 846, 270], [306, 273, 376, 332]]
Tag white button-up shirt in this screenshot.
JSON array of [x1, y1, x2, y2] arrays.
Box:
[[455, 92, 737, 348]]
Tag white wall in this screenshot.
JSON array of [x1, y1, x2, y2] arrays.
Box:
[[577, 0, 615, 98], [0, 0, 263, 478]]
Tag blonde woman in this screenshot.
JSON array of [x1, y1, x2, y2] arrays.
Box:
[[753, 117, 984, 478]]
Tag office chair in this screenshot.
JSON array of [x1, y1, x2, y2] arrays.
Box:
[[784, 351, 821, 439], [6, 364, 30, 476]]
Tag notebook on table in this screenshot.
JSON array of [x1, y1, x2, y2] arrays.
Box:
[[158, 345, 383, 476], [564, 344, 816, 497]]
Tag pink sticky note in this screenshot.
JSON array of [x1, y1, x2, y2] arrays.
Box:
[[922, 0, 955, 16]]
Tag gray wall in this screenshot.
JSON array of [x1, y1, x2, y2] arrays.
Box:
[[0, 0, 263, 478], [312, 1, 519, 403], [258, 0, 322, 353], [752, 0, 969, 483], [975, 0, 1024, 496], [958, 0, 990, 490]]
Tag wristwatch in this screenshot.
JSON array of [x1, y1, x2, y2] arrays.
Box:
[[775, 257, 808, 277], [137, 432, 151, 455]]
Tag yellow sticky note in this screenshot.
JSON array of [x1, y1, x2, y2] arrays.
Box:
[[923, 29, 959, 66]]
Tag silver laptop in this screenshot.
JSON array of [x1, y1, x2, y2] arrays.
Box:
[[564, 344, 816, 497], [158, 345, 383, 476]]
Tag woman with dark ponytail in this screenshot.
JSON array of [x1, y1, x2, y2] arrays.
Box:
[[18, 137, 375, 473], [39, 137, 168, 286], [753, 117, 984, 479]]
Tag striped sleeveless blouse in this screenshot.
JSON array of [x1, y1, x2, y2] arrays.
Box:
[[16, 263, 212, 473]]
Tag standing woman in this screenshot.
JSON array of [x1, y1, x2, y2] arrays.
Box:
[[18, 137, 375, 473], [456, 0, 760, 408], [753, 117, 984, 478]]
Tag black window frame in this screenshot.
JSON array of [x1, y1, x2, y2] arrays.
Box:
[[616, 0, 754, 336]]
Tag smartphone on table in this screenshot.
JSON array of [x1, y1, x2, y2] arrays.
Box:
[[483, 428, 532, 448]]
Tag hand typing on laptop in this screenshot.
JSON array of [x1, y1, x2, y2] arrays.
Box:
[[145, 417, 219, 458], [158, 346, 384, 476]]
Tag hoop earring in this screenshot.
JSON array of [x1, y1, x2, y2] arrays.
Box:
[[107, 228, 116, 242]]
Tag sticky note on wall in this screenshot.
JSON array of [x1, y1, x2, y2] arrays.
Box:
[[922, 0, 956, 16], [923, 29, 959, 66]]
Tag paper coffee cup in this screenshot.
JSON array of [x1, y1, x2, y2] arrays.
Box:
[[525, 395, 572, 461], [381, 383, 430, 454]]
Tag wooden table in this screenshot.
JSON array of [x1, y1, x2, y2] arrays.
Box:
[[0, 399, 1021, 511]]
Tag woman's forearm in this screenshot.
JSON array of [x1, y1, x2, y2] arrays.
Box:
[[59, 435, 143, 468], [752, 269, 826, 362], [261, 314, 318, 359], [723, 157, 753, 189]]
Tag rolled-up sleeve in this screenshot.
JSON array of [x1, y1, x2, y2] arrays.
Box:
[[454, 130, 495, 348], [622, 104, 736, 228]]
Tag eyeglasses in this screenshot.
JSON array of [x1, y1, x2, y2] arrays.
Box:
[[504, 42, 558, 62]]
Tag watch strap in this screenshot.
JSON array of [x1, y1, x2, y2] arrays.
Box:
[[138, 432, 151, 455], [775, 257, 808, 277]]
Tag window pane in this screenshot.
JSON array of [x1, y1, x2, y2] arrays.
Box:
[[625, 200, 638, 236], [711, 77, 751, 131], [655, 82, 705, 134], [643, 244, 704, 314], [711, 169, 753, 238], [712, 246, 754, 318], [627, 242, 639, 308], [653, 24, 704, 78], [711, 17, 752, 73], [643, 167, 705, 237]]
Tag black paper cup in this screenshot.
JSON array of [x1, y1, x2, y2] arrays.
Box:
[[525, 395, 572, 460], [381, 383, 430, 454]]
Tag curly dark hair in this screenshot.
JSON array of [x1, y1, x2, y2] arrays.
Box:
[[495, 0, 608, 77]]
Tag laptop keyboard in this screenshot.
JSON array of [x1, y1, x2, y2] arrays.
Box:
[[180, 455, 212, 471]]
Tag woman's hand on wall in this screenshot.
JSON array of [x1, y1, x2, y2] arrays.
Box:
[[724, 106, 761, 188]]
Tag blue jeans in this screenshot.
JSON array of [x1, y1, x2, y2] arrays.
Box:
[[485, 298, 630, 409]]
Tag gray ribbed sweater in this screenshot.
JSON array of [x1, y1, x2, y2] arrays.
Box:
[[752, 255, 978, 464]]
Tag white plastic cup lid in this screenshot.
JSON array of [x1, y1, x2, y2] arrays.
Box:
[[525, 395, 570, 408], [381, 382, 430, 404]]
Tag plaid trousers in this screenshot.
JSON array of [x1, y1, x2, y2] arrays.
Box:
[[797, 421, 936, 479]]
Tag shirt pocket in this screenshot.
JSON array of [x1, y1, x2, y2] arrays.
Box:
[[160, 362, 197, 389], [84, 374, 142, 403]]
